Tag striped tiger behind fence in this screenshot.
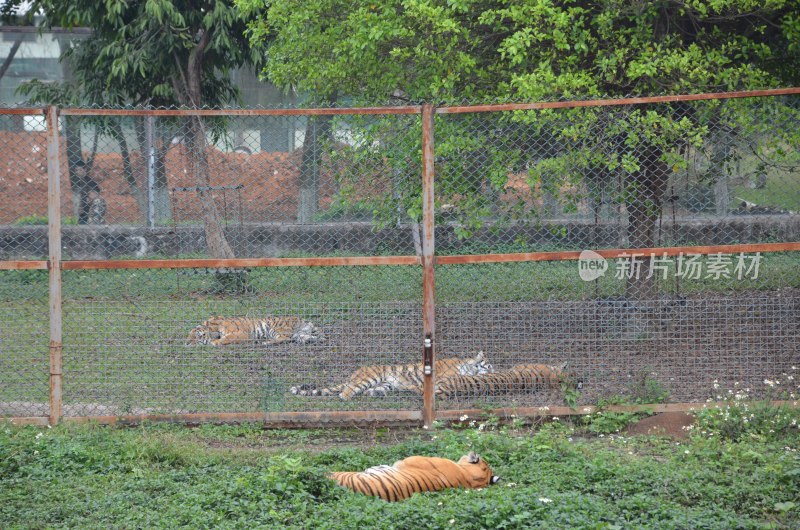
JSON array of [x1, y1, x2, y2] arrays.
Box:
[[435, 362, 579, 398], [290, 351, 493, 400], [330, 451, 500, 501], [186, 316, 320, 346]]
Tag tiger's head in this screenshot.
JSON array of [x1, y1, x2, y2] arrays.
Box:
[[185, 325, 217, 346], [459, 351, 493, 376], [555, 362, 583, 390], [457, 451, 500, 487]]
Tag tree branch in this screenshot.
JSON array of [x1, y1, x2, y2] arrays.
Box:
[[0, 37, 22, 81], [186, 27, 213, 108]]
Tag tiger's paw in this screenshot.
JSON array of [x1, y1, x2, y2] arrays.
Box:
[[290, 384, 321, 396]]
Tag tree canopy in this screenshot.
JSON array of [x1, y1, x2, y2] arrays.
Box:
[[7, 0, 260, 257], [238, 0, 800, 103], [239, 0, 800, 298]]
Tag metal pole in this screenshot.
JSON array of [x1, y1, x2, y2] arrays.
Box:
[[146, 115, 155, 228], [421, 104, 436, 428], [46, 106, 63, 425]]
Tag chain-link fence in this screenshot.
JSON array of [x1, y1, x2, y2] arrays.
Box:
[[1, 90, 798, 426]]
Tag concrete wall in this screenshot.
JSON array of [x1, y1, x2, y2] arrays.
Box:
[[1, 215, 797, 260]]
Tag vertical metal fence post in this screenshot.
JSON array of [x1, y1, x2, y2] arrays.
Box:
[[421, 104, 436, 428], [146, 115, 156, 228], [46, 106, 63, 425]]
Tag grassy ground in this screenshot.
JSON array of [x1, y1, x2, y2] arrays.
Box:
[[734, 172, 800, 213], [1, 251, 798, 304], [1, 403, 799, 529]]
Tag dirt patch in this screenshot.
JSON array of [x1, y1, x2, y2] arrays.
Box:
[[625, 412, 696, 439]]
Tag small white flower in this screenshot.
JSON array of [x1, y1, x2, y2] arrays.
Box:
[[459, 414, 469, 422], [684, 450, 690, 455], [437, 502, 443, 506], [449, 519, 455, 524], [33, 450, 39, 455], [506, 482, 517, 488], [538, 497, 553, 504], [567, 437, 573, 442], [552, 416, 559, 421], [35, 432, 43, 439]]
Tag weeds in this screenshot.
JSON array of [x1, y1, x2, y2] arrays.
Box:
[[688, 367, 800, 442], [1, 420, 798, 529]]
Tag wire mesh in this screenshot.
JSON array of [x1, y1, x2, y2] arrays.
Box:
[[0, 268, 49, 417], [0, 111, 49, 259], [57, 112, 422, 259], [1, 94, 798, 423], [434, 253, 800, 410], [60, 266, 422, 416], [433, 97, 800, 257]]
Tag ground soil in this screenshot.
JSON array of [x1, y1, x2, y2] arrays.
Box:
[[625, 412, 696, 439]]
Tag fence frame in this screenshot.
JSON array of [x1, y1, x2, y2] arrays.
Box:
[[1, 88, 800, 427]]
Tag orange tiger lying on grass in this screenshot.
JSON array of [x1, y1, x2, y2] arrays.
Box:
[[330, 452, 499, 501], [186, 316, 319, 346], [435, 362, 579, 398]]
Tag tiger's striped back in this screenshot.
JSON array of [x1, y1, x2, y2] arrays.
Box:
[[186, 316, 319, 346], [291, 351, 492, 400], [330, 452, 498, 501], [435, 362, 572, 398]]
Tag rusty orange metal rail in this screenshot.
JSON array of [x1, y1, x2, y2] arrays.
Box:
[[434, 87, 800, 114], [436, 242, 800, 265], [45, 87, 800, 118]]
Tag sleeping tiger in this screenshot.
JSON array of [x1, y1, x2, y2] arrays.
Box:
[[290, 351, 492, 400], [435, 362, 577, 398], [330, 451, 500, 501], [185, 316, 319, 346]]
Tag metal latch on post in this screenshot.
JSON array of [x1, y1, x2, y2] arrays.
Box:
[[423, 335, 433, 375]]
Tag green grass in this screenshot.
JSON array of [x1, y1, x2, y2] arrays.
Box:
[[1, 252, 797, 305], [734, 171, 800, 212], [1, 414, 798, 529]]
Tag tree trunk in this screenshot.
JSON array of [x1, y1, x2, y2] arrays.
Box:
[[174, 28, 234, 258], [110, 120, 148, 222], [184, 116, 235, 258], [710, 120, 732, 217], [0, 37, 22, 82], [625, 145, 669, 300], [298, 114, 333, 223], [63, 117, 102, 224]]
